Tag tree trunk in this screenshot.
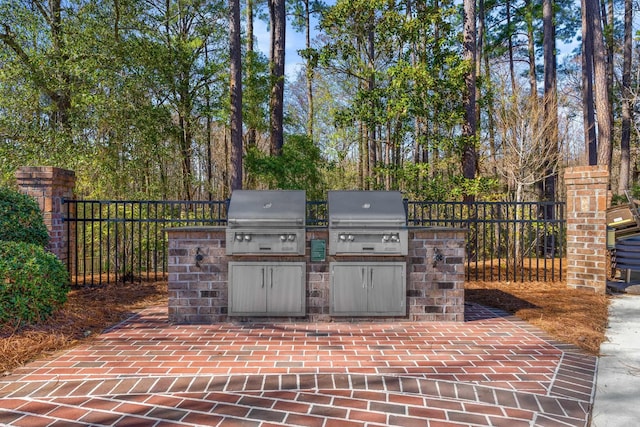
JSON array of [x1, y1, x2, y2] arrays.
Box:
[[178, 114, 193, 200], [586, 0, 613, 169], [269, 0, 286, 156], [48, 0, 71, 131], [386, 122, 392, 190], [246, 0, 257, 148], [409, 0, 424, 177], [304, 0, 314, 140], [204, 44, 214, 200], [176, 9, 195, 201], [367, 23, 377, 188], [618, 0, 633, 192], [365, 125, 374, 190], [525, 0, 537, 98], [476, 0, 485, 132], [506, 0, 516, 94], [462, 0, 477, 202], [581, 0, 597, 165], [229, 0, 243, 191], [0, 0, 71, 133], [394, 120, 401, 190], [223, 126, 230, 198], [541, 0, 558, 205], [359, 120, 367, 189], [603, 0, 614, 168]]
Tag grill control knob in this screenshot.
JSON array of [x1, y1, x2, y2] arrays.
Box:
[[339, 234, 346, 241], [382, 235, 390, 242], [235, 234, 244, 241], [390, 234, 399, 242], [287, 234, 296, 241], [280, 235, 287, 242], [244, 234, 251, 241], [348, 235, 355, 241]]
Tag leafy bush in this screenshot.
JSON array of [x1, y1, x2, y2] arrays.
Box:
[[244, 134, 325, 199], [0, 241, 69, 326], [0, 187, 49, 247]]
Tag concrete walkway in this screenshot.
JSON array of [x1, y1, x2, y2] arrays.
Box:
[[0, 303, 597, 426], [591, 293, 640, 427]]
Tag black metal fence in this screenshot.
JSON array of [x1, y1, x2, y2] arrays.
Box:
[[406, 201, 565, 282], [63, 199, 565, 285], [64, 200, 228, 285]]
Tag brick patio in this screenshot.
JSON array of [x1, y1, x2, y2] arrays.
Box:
[[0, 303, 596, 426]]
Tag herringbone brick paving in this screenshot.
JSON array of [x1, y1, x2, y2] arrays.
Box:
[[0, 303, 596, 426]]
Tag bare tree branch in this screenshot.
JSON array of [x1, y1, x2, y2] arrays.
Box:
[[494, 77, 562, 203]]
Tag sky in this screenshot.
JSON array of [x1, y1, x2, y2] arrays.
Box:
[[251, 4, 581, 79], [254, 22, 309, 78], [252, 4, 328, 78]]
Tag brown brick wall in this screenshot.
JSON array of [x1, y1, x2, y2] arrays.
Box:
[[166, 227, 466, 323], [408, 229, 466, 322], [166, 228, 228, 323], [564, 165, 609, 293], [15, 167, 76, 265]]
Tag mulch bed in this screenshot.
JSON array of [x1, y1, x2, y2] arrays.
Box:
[[0, 280, 168, 374], [465, 280, 609, 355]]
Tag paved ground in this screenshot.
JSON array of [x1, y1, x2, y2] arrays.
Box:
[[591, 293, 640, 427], [0, 303, 597, 427]]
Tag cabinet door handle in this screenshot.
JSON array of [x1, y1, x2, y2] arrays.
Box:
[[370, 268, 374, 288], [262, 267, 265, 288], [271, 268, 274, 288], [362, 267, 366, 288]]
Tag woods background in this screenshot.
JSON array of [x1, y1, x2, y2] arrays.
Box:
[[0, 0, 635, 203]]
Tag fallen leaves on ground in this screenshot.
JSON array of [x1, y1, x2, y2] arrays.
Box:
[[465, 280, 609, 355], [0, 280, 167, 374], [1, 278, 608, 374]]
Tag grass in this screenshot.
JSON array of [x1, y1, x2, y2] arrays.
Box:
[[0, 278, 609, 374]]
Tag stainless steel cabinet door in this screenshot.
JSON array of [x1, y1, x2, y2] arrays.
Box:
[[229, 262, 306, 316], [331, 264, 369, 314], [229, 263, 268, 315], [368, 264, 405, 315], [268, 263, 305, 315], [330, 262, 406, 316]]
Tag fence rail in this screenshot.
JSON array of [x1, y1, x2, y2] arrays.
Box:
[[63, 199, 565, 285]]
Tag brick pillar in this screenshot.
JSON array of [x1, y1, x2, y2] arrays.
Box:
[[565, 165, 609, 293], [15, 167, 76, 266]]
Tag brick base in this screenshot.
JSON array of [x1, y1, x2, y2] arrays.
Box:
[[166, 227, 466, 323]]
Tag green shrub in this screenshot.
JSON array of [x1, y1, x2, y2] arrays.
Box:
[[0, 240, 69, 326], [0, 187, 49, 247]]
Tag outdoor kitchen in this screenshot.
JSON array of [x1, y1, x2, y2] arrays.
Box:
[[166, 190, 466, 323]]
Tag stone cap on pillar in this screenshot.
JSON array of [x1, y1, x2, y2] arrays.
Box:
[[16, 167, 76, 188]]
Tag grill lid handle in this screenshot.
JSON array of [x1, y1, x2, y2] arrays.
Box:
[[331, 219, 406, 225], [228, 218, 304, 225]]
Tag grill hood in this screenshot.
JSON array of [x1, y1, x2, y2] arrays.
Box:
[[227, 190, 306, 228], [328, 191, 407, 228]]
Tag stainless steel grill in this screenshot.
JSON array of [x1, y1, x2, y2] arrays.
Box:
[[226, 190, 306, 255], [328, 190, 408, 256]]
